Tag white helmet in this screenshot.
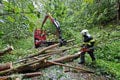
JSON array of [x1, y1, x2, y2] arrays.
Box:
[[80, 29, 89, 35]]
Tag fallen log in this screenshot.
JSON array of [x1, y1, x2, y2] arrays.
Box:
[[0, 62, 13, 71], [45, 45, 79, 53], [0, 45, 14, 56], [37, 45, 79, 58], [46, 60, 93, 73], [0, 72, 42, 80], [0, 56, 50, 76], [14, 39, 75, 64]]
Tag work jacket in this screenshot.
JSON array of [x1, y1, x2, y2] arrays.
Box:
[[82, 35, 95, 48]]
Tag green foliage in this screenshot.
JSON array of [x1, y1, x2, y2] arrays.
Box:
[[0, 37, 35, 62], [0, 0, 38, 43], [96, 41, 120, 63], [95, 59, 120, 80], [1, 0, 117, 44], [94, 25, 120, 63], [39, 0, 69, 37], [0, 0, 120, 79]]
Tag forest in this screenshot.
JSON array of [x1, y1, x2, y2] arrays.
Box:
[[0, 0, 120, 80]]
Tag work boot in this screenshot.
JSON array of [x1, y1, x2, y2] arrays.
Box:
[[92, 57, 96, 61], [79, 52, 85, 64], [91, 61, 96, 67]]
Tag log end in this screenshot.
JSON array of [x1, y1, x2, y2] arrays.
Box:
[[0, 62, 13, 71]]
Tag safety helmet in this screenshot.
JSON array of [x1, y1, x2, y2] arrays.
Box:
[[80, 29, 89, 35]]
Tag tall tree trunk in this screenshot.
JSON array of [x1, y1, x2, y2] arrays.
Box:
[[117, 0, 120, 24]]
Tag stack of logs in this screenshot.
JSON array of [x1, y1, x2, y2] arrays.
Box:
[[0, 39, 94, 80]]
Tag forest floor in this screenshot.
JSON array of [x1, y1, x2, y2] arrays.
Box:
[[28, 47, 111, 80]]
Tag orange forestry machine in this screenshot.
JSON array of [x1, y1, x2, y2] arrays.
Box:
[[34, 13, 66, 48]]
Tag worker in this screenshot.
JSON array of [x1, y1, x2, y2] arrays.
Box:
[[79, 29, 96, 64]]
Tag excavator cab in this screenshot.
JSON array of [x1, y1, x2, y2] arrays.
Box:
[[34, 13, 66, 48]]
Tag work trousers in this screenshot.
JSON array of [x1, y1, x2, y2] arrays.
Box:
[[80, 49, 95, 63]]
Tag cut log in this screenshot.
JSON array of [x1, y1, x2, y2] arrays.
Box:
[[38, 45, 79, 58], [45, 45, 79, 53], [0, 72, 42, 80], [46, 60, 94, 73], [0, 62, 13, 71], [0, 45, 14, 56], [0, 56, 50, 76]]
